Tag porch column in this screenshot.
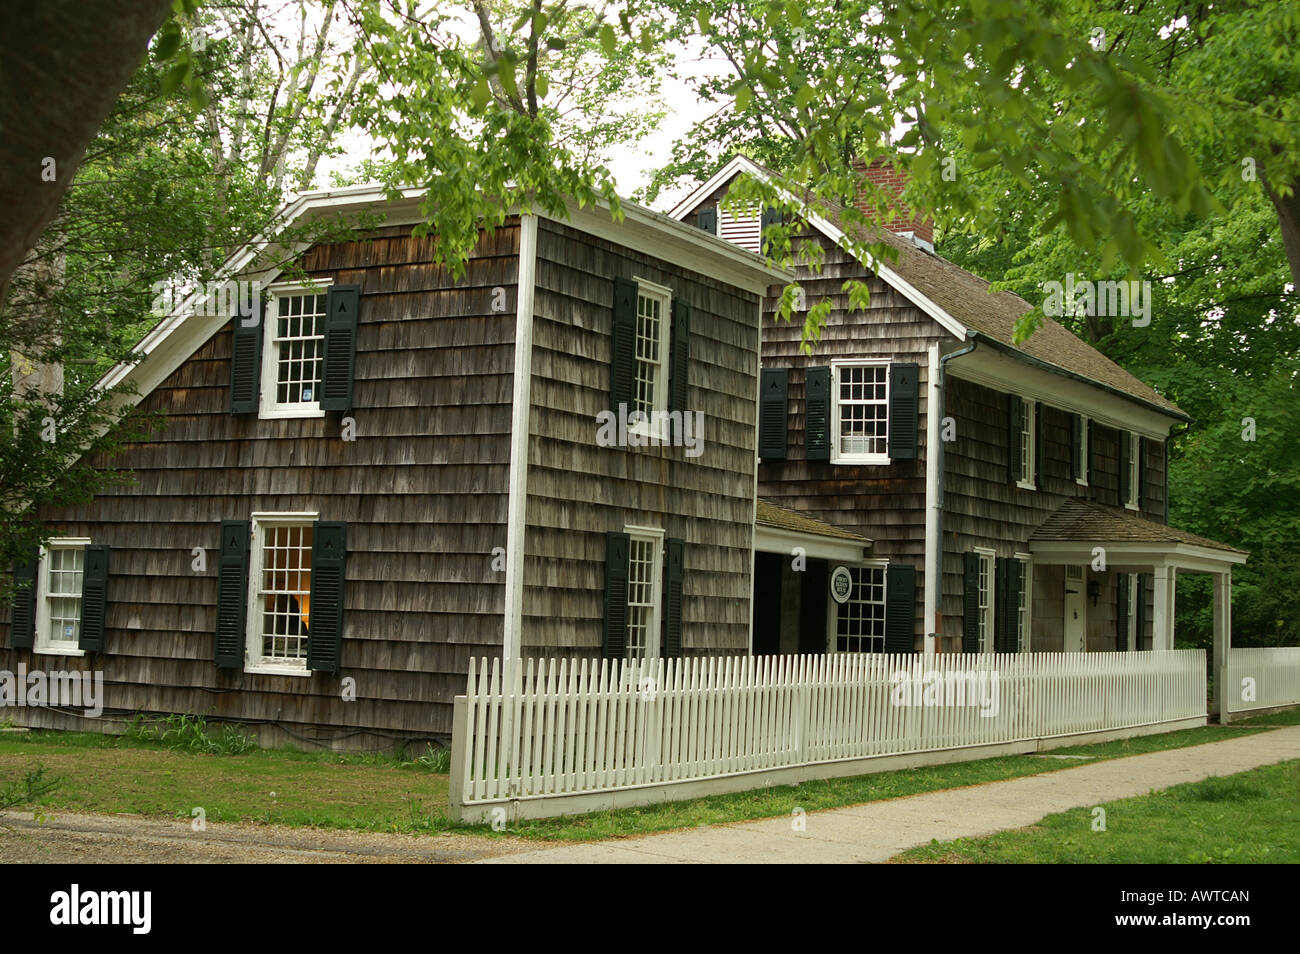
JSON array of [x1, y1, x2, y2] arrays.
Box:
[[1151, 564, 1176, 651], [1213, 570, 1233, 723]]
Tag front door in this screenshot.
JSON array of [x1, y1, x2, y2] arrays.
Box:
[[1063, 565, 1086, 652]]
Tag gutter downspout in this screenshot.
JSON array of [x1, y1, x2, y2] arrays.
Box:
[[925, 334, 977, 654], [502, 213, 539, 662]]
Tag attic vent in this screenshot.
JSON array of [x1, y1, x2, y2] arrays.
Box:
[[719, 203, 761, 253]]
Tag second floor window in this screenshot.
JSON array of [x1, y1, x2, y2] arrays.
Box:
[[1016, 400, 1036, 488], [1125, 431, 1141, 508], [833, 362, 889, 464], [633, 281, 672, 419], [261, 287, 328, 418]]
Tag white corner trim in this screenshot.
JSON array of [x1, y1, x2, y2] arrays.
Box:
[[502, 213, 539, 662], [923, 342, 940, 655]]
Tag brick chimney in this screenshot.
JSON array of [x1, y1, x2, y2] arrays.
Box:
[[850, 158, 934, 250]]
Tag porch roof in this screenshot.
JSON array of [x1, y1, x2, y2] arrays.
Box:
[[1028, 499, 1247, 572], [755, 499, 871, 563]]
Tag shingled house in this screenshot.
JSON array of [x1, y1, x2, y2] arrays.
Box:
[[1, 184, 788, 748], [671, 156, 1246, 659]]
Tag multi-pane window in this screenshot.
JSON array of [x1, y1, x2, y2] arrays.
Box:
[[976, 550, 996, 652], [624, 529, 663, 660], [1075, 415, 1090, 485], [262, 289, 327, 415], [1017, 401, 1036, 486], [633, 282, 672, 420], [35, 541, 87, 653], [834, 363, 889, 462], [249, 519, 314, 670], [1125, 432, 1141, 508], [1016, 557, 1032, 652], [835, 566, 886, 653]]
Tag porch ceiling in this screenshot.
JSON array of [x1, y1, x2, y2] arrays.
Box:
[[1029, 499, 1247, 573]]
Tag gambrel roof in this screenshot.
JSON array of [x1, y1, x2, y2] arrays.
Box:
[[670, 156, 1187, 422]]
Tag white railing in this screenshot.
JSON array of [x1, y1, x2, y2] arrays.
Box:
[[449, 650, 1207, 822], [1225, 647, 1300, 715]]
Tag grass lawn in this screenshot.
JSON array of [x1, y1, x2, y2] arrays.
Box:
[[896, 759, 1300, 863], [0, 707, 1295, 841]]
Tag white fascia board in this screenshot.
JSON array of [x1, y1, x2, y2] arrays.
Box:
[[754, 525, 870, 563], [556, 197, 793, 295], [1029, 540, 1247, 571], [666, 155, 761, 220], [948, 345, 1183, 439]]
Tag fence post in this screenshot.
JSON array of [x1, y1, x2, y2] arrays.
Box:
[[448, 693, 470, 823]]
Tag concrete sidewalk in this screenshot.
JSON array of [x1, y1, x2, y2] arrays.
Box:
[[478, 725, 1300, 864]]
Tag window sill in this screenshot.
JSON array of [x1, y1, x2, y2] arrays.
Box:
[[258, 406, 326, 421], [1016, 480, 1037, 491], [1075, 477, 1089, 487], [34, 646, 86, 658], [246, 664, 312, 678], [1124, 502, 1140, 512], [833, 454, 890, 466]]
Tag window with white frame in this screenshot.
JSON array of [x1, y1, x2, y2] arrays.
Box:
[[632, 280, 672, 423], [260, 286, 330, 418], [624, 527, 664, 660], [1075, 414, 1090, 485], [975, 549, 996, 652], [1017, 401, 1036, 488], [1016, 555, 1033, 652], [34, 539, 89, 654], [1127, 571, 1139, 651], [833, 362, 889, 463], [246, 515, 316, 673], [835, 565, 887, 652], [1125, 431, 1141, 508]]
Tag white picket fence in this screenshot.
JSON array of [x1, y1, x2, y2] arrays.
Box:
[[448, 650, 1207, 822], [1224, 647, 1300, 715]]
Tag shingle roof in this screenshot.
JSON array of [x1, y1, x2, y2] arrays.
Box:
[[1030, 499, 1246, 555], [756, 499, 871, 543], [682, 156, 1186, 419]]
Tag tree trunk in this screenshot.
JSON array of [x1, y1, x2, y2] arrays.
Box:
[[1261, 171, 1300, 291], [0, 1, 172, 306]]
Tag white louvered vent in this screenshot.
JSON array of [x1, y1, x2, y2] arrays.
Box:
[[718, 203, 761, 253]]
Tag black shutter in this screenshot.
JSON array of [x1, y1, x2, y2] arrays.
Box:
[[609, 278, 638, 414], [9, 549, 39, 649], [1134, 572, 1147, 651], [884, 563, 916, 653], [1137, 437, 1148, 510], [696, 206, 717, 234], [661, 537, 684, 658], [1033, 402, 1045, 484], [669, 299, 690, 413], [229, 301, 262, 414], [962, 552, 981, 653], [215, 520, 250, 669], [1007, 394, 1023, 483], [1086, 419, 1095, 485], [79, 544, 110, 652], [805, 366, 831, 461], [1115, 573, 1130, 651], [320, 284, 360, 411], [888, 362, 919, 461], [1119, 430, 1132, 504], [602, 531, 630, 659], [307, 521, 348, 674], [760, 206, 783, 254], [993, 557, 1007, 652], [1070, 414, 1082, 479], [758, 368, 789, 460]]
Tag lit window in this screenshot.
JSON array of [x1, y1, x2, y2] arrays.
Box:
[[624, 528, 663, 660], [833, 362, 889, 463], [247, 516, 315, 672], [836, 566, 886, 653], [261, 287, 329, 417], [35, 540, 88, 654]]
